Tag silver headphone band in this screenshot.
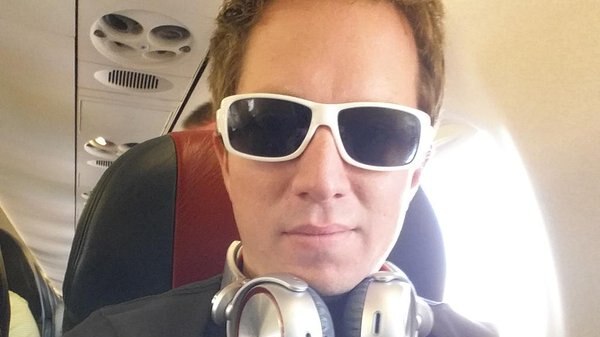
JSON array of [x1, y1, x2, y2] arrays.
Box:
[[220, 240, 245, 289], [212, 240, 433, 337]]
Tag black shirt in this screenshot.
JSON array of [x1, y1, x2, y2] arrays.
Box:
[[64, 275, 497, 337]]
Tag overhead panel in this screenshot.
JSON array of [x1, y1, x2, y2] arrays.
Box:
[[76, 0, 221, 222]]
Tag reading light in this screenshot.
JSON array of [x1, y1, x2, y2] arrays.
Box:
[[84, 137, 118, 160]]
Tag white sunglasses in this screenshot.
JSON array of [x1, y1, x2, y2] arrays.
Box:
[[217, 93, 433, 171]]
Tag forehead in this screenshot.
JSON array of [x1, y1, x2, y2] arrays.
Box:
[[237, 0, 419, 106]]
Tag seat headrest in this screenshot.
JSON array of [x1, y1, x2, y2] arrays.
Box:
[[63, 130, 444, 331]]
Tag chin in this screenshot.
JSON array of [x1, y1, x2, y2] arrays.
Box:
[[295, 269, 364, 296]]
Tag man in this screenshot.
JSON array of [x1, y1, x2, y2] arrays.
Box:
[[65, 0, 497, 336], [182, 102, 215, 130], [210, 0, 437, 297]]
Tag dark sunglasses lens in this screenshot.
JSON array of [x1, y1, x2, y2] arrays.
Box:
[[228, 98, 312, 157], [339, 107, 422, 167]]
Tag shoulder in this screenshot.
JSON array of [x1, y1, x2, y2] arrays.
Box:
[[8, 290, 29, 310], [8, 291, 40, 337], [65, 275, 223, 337], [99, 275, 222, 315], [429, 302, 499, 337]]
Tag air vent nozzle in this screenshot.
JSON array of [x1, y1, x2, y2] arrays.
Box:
[[94, 69, 173, 92], [90, 9, 193, 68]]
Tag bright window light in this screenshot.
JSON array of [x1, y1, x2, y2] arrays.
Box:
[[421, 127, 564, 337]]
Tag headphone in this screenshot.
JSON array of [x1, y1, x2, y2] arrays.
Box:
[[211, 241, 433, 337]]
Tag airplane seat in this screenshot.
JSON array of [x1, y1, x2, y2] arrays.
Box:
[[0, 229, 60, 337], [62, 130, 445, 332], [62, 130, 238, 332], [0, 249, 10, 337]]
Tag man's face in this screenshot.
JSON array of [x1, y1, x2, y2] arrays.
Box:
[[216, 0, 422, 295]]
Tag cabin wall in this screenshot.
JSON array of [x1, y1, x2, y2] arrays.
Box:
[[444, 2, 600, 336]]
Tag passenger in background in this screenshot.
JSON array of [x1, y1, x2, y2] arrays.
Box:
[[182, 102, 215, 130], [8, 291, 40, 337]]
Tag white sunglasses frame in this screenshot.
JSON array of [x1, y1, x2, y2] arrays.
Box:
[[216, 93, 434, 171]]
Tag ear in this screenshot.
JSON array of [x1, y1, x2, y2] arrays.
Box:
[[408, 167, 423, 200], [408, 146, 432, 199], [213, 134, 231, 193]]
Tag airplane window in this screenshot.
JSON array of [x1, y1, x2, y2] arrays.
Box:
[[422, 126, 564, 337]]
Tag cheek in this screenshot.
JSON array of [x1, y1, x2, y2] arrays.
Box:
[[228, 159, 284, 196], [225, 158, 289, 227], [359, 170, 415, 215], [358, 171, 416, 240], [228, 165, 262, 210]]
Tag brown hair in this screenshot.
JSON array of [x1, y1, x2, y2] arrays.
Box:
[[208, 0, 444, 124]]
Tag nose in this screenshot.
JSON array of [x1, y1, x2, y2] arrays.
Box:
[[290, 127, 351, 202]]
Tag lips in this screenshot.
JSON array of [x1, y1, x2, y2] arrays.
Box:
[[284, 224, 353, 236]]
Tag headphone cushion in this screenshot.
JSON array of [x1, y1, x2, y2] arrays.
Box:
[[340, 278, 373, 337], [306, 287, 335, 337]]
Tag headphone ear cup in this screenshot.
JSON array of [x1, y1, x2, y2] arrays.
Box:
[[305, 287, 335, 337], [212, 281, 244, 326], [340, 278, 373, 337], [341, 273, 420, 337], [229, 277, 336, 337]]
